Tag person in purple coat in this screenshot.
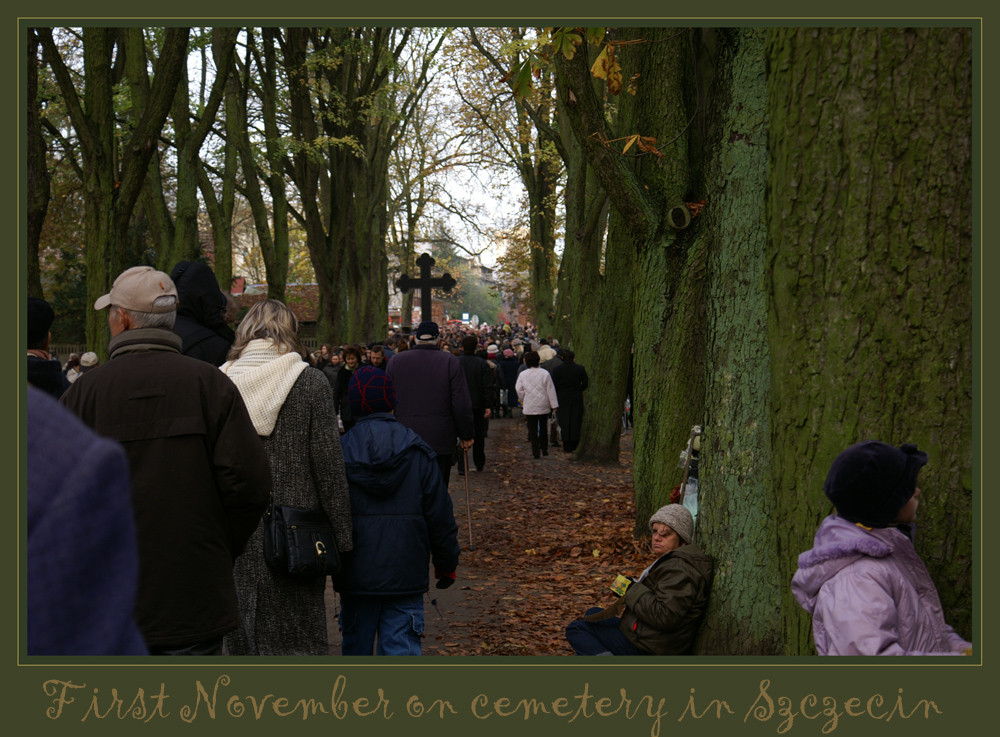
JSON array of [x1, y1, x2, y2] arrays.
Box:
[[386, 321, 474, 487], [27, 386, 147, 655], [792, 440, 972, 656]]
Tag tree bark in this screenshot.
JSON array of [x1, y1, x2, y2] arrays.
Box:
[[767, 27, 973, 652], [693, 28, 781, 655], [26, 29, 50, 300]]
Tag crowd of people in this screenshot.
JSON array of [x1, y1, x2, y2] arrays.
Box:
[[25, 263, 971, 658]]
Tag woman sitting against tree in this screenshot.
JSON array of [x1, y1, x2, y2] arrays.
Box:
[[565, 504, 713, 655]]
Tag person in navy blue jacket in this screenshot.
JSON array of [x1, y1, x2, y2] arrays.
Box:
[[335, 366, 460, 656]]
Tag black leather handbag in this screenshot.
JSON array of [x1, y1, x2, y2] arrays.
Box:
[[262, 502, 341, 577]]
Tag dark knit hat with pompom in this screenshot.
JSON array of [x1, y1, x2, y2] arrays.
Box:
[[824, 441, 927, 527], [348, 365, 397, 416]]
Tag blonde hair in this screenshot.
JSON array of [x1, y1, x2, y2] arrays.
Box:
[[228, 299, 307, 360]]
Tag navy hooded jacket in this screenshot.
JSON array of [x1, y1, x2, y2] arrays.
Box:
[[335, 413, 459, 596]]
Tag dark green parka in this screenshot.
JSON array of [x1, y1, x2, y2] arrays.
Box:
[[619, 543, 714, 654]]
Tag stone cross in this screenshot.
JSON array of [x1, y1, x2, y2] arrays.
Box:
[[396, 253, 456, 326]]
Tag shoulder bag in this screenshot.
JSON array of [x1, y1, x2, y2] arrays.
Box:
[[262, 500, 341, 577]]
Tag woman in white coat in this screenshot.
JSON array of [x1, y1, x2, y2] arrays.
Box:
[[514, 350, 559, 458]]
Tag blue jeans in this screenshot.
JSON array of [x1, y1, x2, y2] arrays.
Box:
[[339, 594, 424, 656], [565, 607, 645, 656]]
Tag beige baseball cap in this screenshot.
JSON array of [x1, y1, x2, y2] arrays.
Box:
[[94, 266, 178, 313]]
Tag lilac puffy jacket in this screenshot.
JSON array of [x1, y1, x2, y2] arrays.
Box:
[[791, 515, 971, 656]]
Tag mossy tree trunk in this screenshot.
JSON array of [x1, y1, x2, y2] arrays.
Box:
[[767, 27, 973, 653], [573, 212, 634, 465], [233, 28, 289, 303], [616, 29, 704, 531], [554, 27, 697, 491], [694, 28, 781, 655]]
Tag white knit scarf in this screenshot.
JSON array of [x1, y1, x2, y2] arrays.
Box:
[[220, 339, 308, 436]]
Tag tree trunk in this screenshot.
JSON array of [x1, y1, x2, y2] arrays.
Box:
[[26, 29, 50, 300], [767, 27, 973, 652], [693, 28, 781, 655], [574, 212, 634, 464], [199, 39, 241, 292], [235, 29, 288, 302], [616, 28, 702, 531]]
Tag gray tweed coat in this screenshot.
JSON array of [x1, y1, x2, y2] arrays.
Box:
[[225, 367, 352, 655]]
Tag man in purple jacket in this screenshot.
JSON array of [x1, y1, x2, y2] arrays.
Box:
[[386, 321, 474, 487], [792, 441, 972, 656], [27, 386, 147, 655]]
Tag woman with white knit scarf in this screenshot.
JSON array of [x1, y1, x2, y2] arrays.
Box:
[[220, 299, 352, 655]]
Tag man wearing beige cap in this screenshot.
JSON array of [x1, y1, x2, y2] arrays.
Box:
[[61, 266, 270, 655]]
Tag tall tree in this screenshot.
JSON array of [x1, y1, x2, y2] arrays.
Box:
[[691, 28, 780, 655], [767, 27, 973, 652], [37, 26, 190, 357], [553, 26, 973, 655], [26, 28, 51, 300], [554, 27, 702, 517], [245, 28, 293, 300], [139, 27, 238, 272], [196, 30, 243, 291], [458, 27, 561, 338], [280, 27, 446, 343]]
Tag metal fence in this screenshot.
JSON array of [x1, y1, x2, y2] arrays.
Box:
[[50, 344, 87, 360]]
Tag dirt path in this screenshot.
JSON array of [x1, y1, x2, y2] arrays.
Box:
[[327, 413, 641, 656]]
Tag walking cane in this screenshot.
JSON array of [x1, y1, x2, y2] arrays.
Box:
[[462, 447, 474, 550]]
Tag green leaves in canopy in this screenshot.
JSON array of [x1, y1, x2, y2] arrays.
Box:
[[501, 27, 620, 101]]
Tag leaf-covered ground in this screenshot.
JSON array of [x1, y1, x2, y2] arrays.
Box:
[[420, 415, 641, 657]]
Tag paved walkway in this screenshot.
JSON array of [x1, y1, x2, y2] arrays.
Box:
[[326, 413, 637, 656]]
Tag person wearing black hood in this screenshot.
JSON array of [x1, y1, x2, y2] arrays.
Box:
[[27, 297, 70, 399], [169, 261, 236, 366]]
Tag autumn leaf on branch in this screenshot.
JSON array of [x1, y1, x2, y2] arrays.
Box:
[[548, 27, 584, 59], [636, 135, 664, 158], [590, 44, 623, 95], [602, 132, 664, 158]]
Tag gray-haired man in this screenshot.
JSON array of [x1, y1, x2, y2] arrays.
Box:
[[61, 266, 270, 655]]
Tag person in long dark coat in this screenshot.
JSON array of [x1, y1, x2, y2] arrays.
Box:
[[334, 345, 363, 431], [456, 334, 494, 473], [499, 349, 520, 417], [550, 349, 589, 453], [221, 299, 352, 656]]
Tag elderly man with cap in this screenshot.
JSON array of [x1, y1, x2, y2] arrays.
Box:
[[61, 265, 270, 655], [27, 297, 70, 399], [386, 321, 474, 487], [335, 366, 460, 655], [792, 440, 972, 656], [565, 503, 714, 655]]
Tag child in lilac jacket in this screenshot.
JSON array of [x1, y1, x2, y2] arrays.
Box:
[[792, 441, 971, 656]]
